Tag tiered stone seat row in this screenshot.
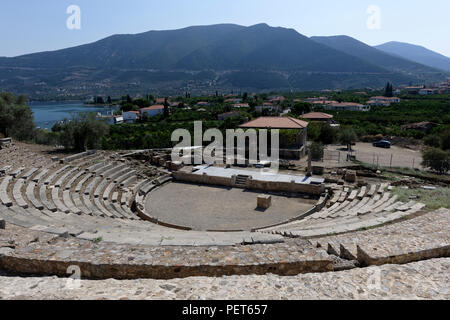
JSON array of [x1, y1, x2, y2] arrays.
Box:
[[259, 183, 427, 238], [0, 153, 144, 223], [1, 151, 287, 247], [314, 208, 450, 266]]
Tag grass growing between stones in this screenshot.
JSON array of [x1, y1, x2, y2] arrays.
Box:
[[391, 186, 450, 210]]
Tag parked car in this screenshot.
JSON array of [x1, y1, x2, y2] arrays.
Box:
[[373, 140, 391, 148]]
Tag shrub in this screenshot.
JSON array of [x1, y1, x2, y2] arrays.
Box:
[[318, 123, 338, 145], [0, 92, 35, 141], [424, 135, 442, 148], [310, 142, 324, 161], [421, 148, 450, 174], [338, 128, 358, 151], [441, 130, 450, 150], [58, 113, 109, 151]]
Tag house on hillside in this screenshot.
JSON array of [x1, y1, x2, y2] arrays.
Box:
[[140, 105, 165, 117], [325, 102, 370, 112], [224, 98, 243, 104], [114, 116, 124, 124], [268, 96, 286, 104], [419, 88, 439, 95], [123, 111, 140, 123], [218, 111, 241, 121], [196, 101, 211, 107], [371, 96, 401, 103], [255, 103, 282, 113], [404, 86, 425, 95], [233, 103, 249, 108], [300, 112, 334, 123], [367, 96, 401, 107], [401, 122, 438, 134], [239, 117, 309, 159], [304, 97, 328, 103]]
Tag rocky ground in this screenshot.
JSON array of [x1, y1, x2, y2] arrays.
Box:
[[0, 258, 448, 300]]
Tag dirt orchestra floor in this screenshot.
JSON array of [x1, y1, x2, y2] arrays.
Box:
[[145, 182, 316, 231]]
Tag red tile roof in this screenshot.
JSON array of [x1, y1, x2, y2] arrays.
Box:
[[301, 112, 333, 120], [329, 102, 365, 107], [140, 105, 165, 111], [239, 117, 308, 129]]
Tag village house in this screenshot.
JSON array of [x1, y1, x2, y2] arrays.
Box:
[[155, 98, 167, 104], [325, 102, 370, 112], [256, 103, 282, 113], [224, 98, 243, 104], [218, 111, 241, 121], [140, 105, 165, 117], [404, 86, 425, 95], [304, 97, 328, 103], [196, 101, 211, 107], [122, 111, 140, 123], [367, 96, 401, 107], [300, 112, 334, 123], [239, 117, 309, 158], [401, 122, 438, 134], [419, 88, 439, 95], [233, 103, 249, 108], [113, 116, 124, 124], [267, 96, 286, 105]]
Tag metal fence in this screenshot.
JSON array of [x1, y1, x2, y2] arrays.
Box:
[[353, 151, 424, 169], [322, 149, 425, 170]]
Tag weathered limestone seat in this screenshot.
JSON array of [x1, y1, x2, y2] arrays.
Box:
[[315, 208, 450, 266], [259, 184, 427, 238]]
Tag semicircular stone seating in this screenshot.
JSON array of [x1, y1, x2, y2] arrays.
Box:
[[258, 182, 427, 238], [1, 148, 449, 282], [0, 150, 285, 246]]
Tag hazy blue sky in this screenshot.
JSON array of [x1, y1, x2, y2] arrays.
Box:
[[0, 0, 449, 57]]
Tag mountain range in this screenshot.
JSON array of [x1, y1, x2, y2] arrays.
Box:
[[0, 23, 447, 99], [375, 41, 450, 72]]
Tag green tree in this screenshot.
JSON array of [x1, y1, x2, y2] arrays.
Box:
[[318, 123, 338, 145], [384, 82, 393, 97], [440, 130, 450, 150], [338, 128, 357, 151], [133, 98, 150, 109], [291, 102, 312, 116], [424, 135, 441, 148], [0, 92, 35, 140], [163, 98, 170, 118], [58, 113, 109, 151], [310, 142, 324, 161], [421, 148, 449, 174]]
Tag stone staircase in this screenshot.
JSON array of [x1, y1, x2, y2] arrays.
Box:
[[234, 174, 250, 188]]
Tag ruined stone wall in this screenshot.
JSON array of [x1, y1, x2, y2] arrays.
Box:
[[172, 171, 324, 195]]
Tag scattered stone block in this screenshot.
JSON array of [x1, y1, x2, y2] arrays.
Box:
[[312, 166, 324, 175], [257, 195, 272, 209], [344, 170, 357, 183], [0, 166, 11, 174], [0, 218, 5, 229], [0, 138, 12, 146], [170, 161, 183, 171]]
